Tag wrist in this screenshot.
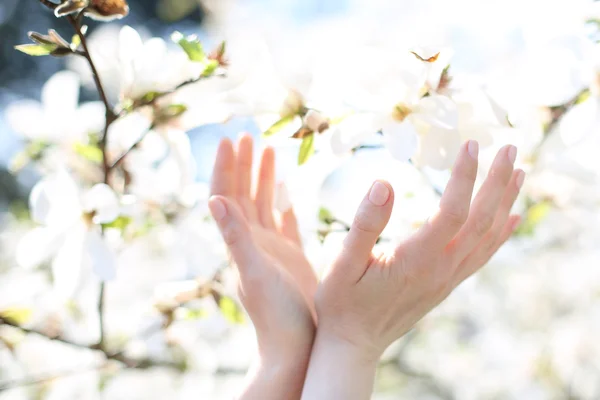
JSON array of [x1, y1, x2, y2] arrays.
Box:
[[301, 328, 380, 400], [313, 328, 380, 369]]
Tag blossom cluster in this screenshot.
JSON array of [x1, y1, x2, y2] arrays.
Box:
[[1, 0, 600, 398]]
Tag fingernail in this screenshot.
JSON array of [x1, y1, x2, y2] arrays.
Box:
[[368, 181, 390, 206], [467, 140, 479, 159], [209, 197, 227, 221], [515, 170, 525, 189], [507, 145, 517, 164]]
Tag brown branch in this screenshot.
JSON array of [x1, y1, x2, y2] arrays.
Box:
[[0, 362, 105, 392], [108, 124, 156, 170], [37, 0, 58, 10], [118, 73, 225, 118], [63, 15, 117, 350], [66, 15, 116, 185], [0, 318, 93, 349]]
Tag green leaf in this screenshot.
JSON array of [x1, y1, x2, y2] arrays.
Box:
[[141, 91, 161, 104], [262, 115, 295, 138], [298, 133, 315, 165], [171, 31, 205, 62], [514, 201, 552, 237], [157, 104, 188, 122], [0, 307, 33, 325], [102, 216, 132, 231], [181, 308, 208, 320], [218, 296, 245, 324], [575, 89, 591, 105], [318, 207, 334, 224], [201, 59, 219, 77], [73, 142, 103, 164], [15, 43, 58, 56]]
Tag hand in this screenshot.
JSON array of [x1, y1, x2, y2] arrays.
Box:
[[209, 135, 317, 399], [302, 141, 525, 399]]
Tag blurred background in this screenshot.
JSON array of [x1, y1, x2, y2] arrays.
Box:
[[2, 0, 600, 399]]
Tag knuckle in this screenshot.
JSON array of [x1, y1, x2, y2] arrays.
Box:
[[453, 161, 477, 182], [440, 206, 468, 227], [472, 213, 495, 236], [352, 209, 378, 234], [222, 224, 242, 246]]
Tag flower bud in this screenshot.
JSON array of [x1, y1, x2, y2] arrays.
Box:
[[303, 109, 329, 133]]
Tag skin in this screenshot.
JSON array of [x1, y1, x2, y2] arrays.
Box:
[[209, 134, 317, 400], [301, 141, 525, 399], [209, 136, 525, 399]]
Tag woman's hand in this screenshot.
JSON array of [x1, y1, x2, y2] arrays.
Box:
[[302, 141, 525, 399], [209, 135, 317, 399]]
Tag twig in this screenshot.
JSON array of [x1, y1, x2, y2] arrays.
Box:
[[118, 73, 225, 118], [108, 124, 156, 170], [66, 15, 116, 185], [37, 0, 58, 10], [0, 318, 93, 349], [0, 362, 105, 392], [63, 15, 116, 350]]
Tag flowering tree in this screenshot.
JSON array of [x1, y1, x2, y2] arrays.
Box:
[[1, 0, 600, 398]]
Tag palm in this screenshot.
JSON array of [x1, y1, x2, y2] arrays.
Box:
[[210, 135, 317, 309]]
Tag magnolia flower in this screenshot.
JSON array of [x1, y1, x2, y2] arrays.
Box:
[[55, 0, 129, 21], [330, 67, 461, 169], [5, 71, 105, 144], [16, 171, 119, 299]]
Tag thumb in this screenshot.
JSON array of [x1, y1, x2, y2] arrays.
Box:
[[209, 195, 258, 277], [333, 180, 394, 281]]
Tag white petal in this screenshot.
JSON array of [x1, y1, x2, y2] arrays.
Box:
[[559, 98, 600, 146], [16, 227, 64, 269], [164, 129, 195, 190], [42, 71, 80, 115], [29, 170, 81, 225], [416, 95, 459, 129], [74, 101, 106, 138], [81, 184, 120, 224], [5, 100, 47, 140], [329, 114, 377, 155], [85, 230, 117, 281], [274, 182, 292, 213], [413, 126, 462, 170], [382, 119, 418, 162], [106, 111, 153, 161], [118, 25, 143, 66], [52, 225, 86, 299]]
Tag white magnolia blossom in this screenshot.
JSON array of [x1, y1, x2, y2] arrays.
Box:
[[5, 71, 105, 144], [16, 171, 119, 299], [327, 49, 500, 169], [4, 3, 600, 399]]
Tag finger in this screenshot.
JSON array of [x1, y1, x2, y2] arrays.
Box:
[[333, 180, 394, 282], [210, 138, 236, 197], [454, 214, 520, 285], [417, 141, 479, 250], [208, 195, 259, 278], [254, 146, 277, 229], [478, 169, 525, 253], [235, 134, 258, 221], [447, 144, 516, 263], [280, 208, 302, 245]]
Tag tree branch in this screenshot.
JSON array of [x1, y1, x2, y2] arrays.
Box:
[[118, 73, 225, 118], [64, 15, 116, 350], [37, 0, 58, 10], [108, 124, 156, 170], [66, 15, 115, 185]]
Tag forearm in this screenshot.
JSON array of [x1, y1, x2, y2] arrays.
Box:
[[238, 351, 311, 400], [301, 331, 379, 400]]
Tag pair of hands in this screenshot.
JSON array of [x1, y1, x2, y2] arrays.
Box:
[[209, 135, 524, 399]]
